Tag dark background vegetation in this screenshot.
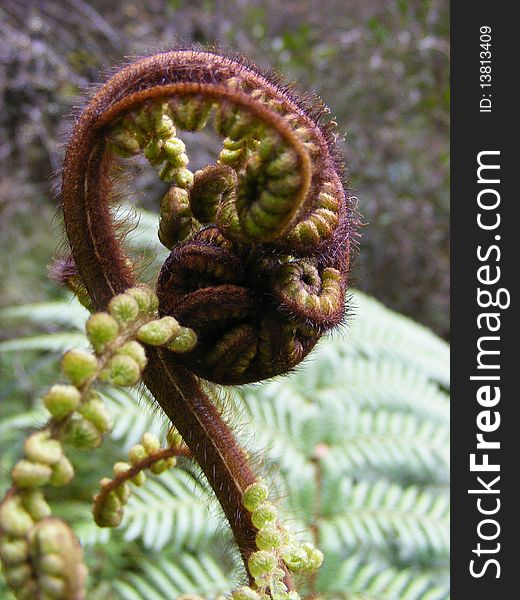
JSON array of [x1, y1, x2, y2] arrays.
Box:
[[0, 0, 449, 337]]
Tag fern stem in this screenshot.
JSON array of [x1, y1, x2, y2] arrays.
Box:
[[143, 351, 259, 569]]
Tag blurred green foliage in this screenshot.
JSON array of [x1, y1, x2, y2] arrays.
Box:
[[0, 0, 449, 336]]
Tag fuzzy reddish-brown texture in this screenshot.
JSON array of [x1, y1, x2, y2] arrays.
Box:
[[60, 49, 356, 583]]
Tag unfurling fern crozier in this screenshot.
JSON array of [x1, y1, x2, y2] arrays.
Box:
[[59, 49, 357, 588]]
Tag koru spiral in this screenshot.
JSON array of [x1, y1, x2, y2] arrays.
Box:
[[60, 49, 358, 575]]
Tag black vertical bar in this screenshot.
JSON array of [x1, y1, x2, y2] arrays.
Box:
[[451, 3, 515, 598]]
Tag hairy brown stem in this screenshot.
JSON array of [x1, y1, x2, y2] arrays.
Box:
[[144, 352, 258, 562], [94, 445, 192, 508]]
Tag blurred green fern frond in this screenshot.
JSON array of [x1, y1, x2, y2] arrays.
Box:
[[0, 210, 449, 599]]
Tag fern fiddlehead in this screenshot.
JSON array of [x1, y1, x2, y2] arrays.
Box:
[[59, 49, 356, 592]]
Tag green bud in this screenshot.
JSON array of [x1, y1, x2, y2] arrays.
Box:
[[301, 542, 324, 572], [158, 163, 174, 181], [113, 462, 131, 477], [169, 96, 213, 131], [0, 537, 29, 566], [243, 481, 270, 512], [168, 153, 189, 169], [30, 518, 87, 598], [103, 354, 141, 386], [108, 293, 140, 325], [144, 138, 164, 164], [40, 574, 66, 597], [165, 456, 177, 469], [63, 416, 102, 449], [128, 443, 147, 465], [280, 545, 306, 573], [104, 490, 122, 513], [4, 563, 31, 589], [160, 164, 194, 187], [116, 482, 131, 503], [136, 317, 180, 346], [251, 502, 278, 529], [141, 432, 160, 454], [94, 488, 123, 528], [12, 459, 52, 488], [61, 349, 98, 386], [24, 431, 62, 466], [257, 131, 280, 159], [167, 326, 197, 353], [0, 496, 34, 537], [109, 128, 141, 156], [163, 137, 186, 158], [131, 471, 146, 486], [29, 435, 60, 468], [155, 113, 175, 137], [50, 455, 75, 487], [248, 550, 277, 579], [256, 525, 283, 551], [86, 312, 119, 351], [43, 384, 81, 419], [175, 167, 194, 188], [126, 286, 158, 314], [30, 522, 60, 555], [96, 508, 122, 528], [39, 553, 65, 575], [79, 396, 112, 432], [219, 147, 244, 166], [150, 459, 169, 474], [266, 148, 299, 177], [21, 489, 51, 521], [281, 542, 322, 574], [232, 587, 261, 600], [116, 340, 147, 370]]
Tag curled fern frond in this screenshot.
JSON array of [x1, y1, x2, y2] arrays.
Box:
[[58, 49, 355, 585]]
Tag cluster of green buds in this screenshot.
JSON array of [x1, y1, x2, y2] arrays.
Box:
[[0, 498, 86, 599], [108, 102, 194, 188], [231, 481, 323, 600], [42, 287, 161, 453], [10, 287, 164, 494], [9, 429, 75, 501], [135, 314, 197, 353], [93, 432, 185, 528], [1, 285, 198, 599], [218, 135, 261, 170], [51, 285, 196, 424]]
